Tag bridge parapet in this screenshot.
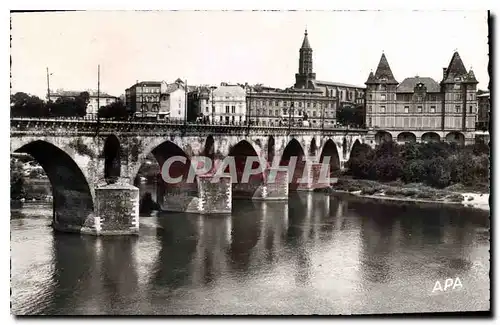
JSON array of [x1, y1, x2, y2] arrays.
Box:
[[10, 117, 368, 136]]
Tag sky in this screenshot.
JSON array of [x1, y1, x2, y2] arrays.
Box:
[[10, 10, 489, 98]]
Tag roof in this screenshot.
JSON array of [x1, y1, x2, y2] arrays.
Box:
[[301, 30, 311, 49], [213, 85, 246, 97], [50, 90, 115, 98], [366, 53, 398, 85], [443, 52, 467, 83], [315, 80, 365, 89], [396, 77, 441, 93], [477, 92, 490, 98]]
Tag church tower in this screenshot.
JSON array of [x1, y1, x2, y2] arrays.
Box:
[[294, 29, 316, 89]]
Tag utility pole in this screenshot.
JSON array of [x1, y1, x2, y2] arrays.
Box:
[[246, 88, 250, 135], [46, 67, 51, 103], [97, 64, 100, 122], [184, 79, 188, 125]]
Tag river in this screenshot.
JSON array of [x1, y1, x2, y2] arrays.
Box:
[[11, 184, 490, 315]]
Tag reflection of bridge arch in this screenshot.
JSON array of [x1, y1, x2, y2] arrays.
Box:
[[13, 140, 94, 230], [421, 132, 441, 143], [375, 131, 393, 145], [446, 131, 465, 146], [396, 132, 416, 143], [319, 139, 340, 176]]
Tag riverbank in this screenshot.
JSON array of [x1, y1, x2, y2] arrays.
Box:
[[321, 178, 490, 211]]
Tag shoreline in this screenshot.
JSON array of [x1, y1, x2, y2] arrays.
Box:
[[323, 178, 490, 212]]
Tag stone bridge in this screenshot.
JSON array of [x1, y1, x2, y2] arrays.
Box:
[[10, 118, 368, 235]]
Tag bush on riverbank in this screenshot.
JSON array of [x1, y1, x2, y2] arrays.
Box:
[[346, 141, 489, 190]]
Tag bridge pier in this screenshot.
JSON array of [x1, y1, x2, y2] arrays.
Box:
[[157, 175, 232, 214], [293, 162, 330, 192], [251, 167, 289, 201], [82, 182, 140, 235]]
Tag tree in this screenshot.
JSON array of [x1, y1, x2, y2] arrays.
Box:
[[10, 92, 48, 117], [336, 103, 364, 127], [10, 159, 26, 200], [98, 100, 129, 120]]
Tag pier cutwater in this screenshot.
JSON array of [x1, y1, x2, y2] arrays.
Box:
[[10, 10, 490, 316]]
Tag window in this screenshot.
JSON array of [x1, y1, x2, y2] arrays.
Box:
[[212, 106, 215, 113], [283, 108, 287, 115], [417, 106, 422, 113], [404, 106, 409, 113], [307, 102, 311, 108], [206, 107, 209, 113], [226, 106, 230, 113], [381, 94, 386, 100], [469, 105, 473, 114], [275, 110, 279, 116], [299, 102, 302, 107], [430, 106, 436, 113], [313, 102, 316, 108], [456, 93, 462, 100], [231, 106, 236, 113], [178, 110, 181, 115], [455, 105, 461, 113], [380, 106, 386, 113], [369, 94, 373, 100], [312, 111, 317, 117]]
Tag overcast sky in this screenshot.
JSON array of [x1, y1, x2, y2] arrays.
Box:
[[11, 10, 489, 98]]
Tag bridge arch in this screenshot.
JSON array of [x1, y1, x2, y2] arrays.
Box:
[[279, 138, 306, 190], [13, 140, 94, 230], [309, 138, 318, 157], [228, 140, 266, 182], [319, 139, 341, 176], [202, 135, 215, 161], [421, 132, 441, 143], [103, 135, 121, 183], [445, 131, 465, 146], [267, 136, 275, 163], [396, 132, 417, 144], [375, 131, 393, 145]]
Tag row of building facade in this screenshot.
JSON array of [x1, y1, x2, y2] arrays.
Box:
[[117, 29, 489, 145]]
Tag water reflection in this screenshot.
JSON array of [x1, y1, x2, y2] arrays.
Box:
[[11, 192, 490, 315]]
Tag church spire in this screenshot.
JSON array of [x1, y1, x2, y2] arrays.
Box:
[[301, 29, 311, 49], [294, 28, 316, 89]]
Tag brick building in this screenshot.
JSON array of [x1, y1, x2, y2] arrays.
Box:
[[365, 51, 478, 145], [476, 91, 490, 131], [246, 30, 365, 127], [125, 81, 162, 118]]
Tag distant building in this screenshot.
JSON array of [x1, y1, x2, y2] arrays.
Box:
[[364, 51, 478, 145], [187, 85, 211, 122], [48, 89, 117, 118], [210, 84, 247, 124], [159, 79, 187, 120], [246, 85, 335, 127], [246, 30, 364, 127], [476, 91, 490, 131], [125, 81, 162, 118]]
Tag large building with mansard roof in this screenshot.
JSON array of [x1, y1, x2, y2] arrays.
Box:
[[364, 51, 478, 145]]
